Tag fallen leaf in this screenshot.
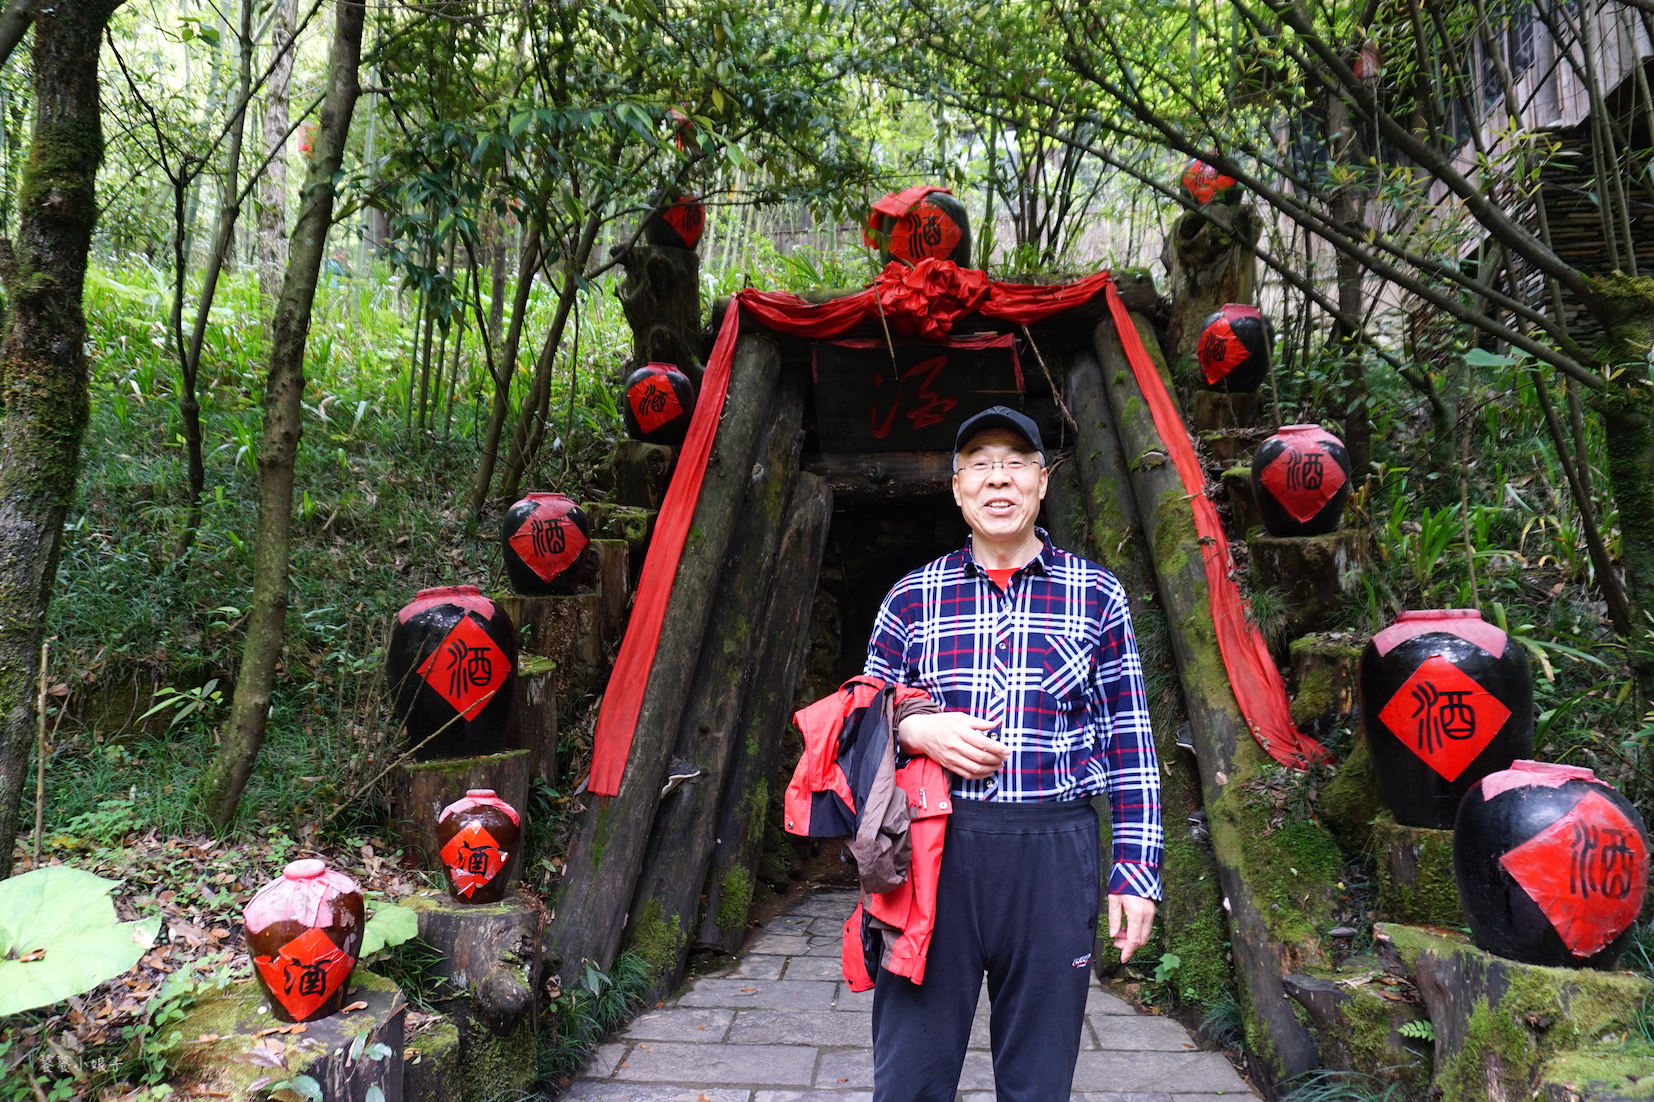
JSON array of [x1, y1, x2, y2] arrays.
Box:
[[17, 948, 45, 962], [341, 1001, 369, 1013]]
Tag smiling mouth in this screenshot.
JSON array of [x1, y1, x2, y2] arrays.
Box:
[[982, 497, 1018, 514]]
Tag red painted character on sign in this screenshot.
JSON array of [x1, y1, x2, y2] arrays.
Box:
[[444, 637, 496, 700], [531, 517, 567, 559], [1285, 451, 1324, 492], [871, 356, 958, 438], [1410, 682, 1478, 756]]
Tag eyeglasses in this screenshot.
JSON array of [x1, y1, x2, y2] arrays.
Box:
[[955, 457, 1043, 477]]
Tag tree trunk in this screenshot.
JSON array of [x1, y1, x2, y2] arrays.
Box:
[[1162, 205, 1259, 388], [616, 243, 703, 380], [548, 334, 783, 975], [197, 0, 364, 828], [1066, 349, 1229, 1003], [177, 0, 255, 560], [254, 0, 298, 300], [0, 0, 122, 880], [466, 226, 540, 521], [1327, 95, 1371, 479], [0, 0, 35, 70], [697, 471, 834, 953], [627, 374, 805, 995], [1093, 313, 1324, 1094], [1599, 383, 1654, 702]]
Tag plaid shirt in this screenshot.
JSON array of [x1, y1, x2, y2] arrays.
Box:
[[863, 531, 1163, 899]]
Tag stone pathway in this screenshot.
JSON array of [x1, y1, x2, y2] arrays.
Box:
[[566, 888, 1257, 1101]]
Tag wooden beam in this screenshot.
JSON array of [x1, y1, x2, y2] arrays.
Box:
[[802, 450, 953, 499]]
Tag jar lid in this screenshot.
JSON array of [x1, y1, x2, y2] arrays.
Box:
[[466, 789, 497, 798], [1373, 608, 1507, 659], [415, 584, 482, 599], [1278, 424, 1323, 433], [1480, 759, 1601, 800], [1396, 608, 1483, 622], [284, 859, 327, 880]]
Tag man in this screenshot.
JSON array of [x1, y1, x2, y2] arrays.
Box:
[[863, 406, 1162, 1102]]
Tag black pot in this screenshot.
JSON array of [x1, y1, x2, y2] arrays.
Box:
[[1197, 304, 1272, 392], [1250, 425, 1352, 536], [1180, 158, 1241, 206], [622, 362, 696, 445], [643, 192, 705, 250], [1359, 609, 1534, 828], [876, 191, 972, 268], [501, 493, 592, 596], [1455, 759, 1648, 968], [387, 585, 517, 760]]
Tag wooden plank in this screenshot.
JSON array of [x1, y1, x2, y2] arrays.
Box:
[[627, 374, 806, 995], [547, 334, 784, 975], [802, 450, 952, 499], [697, 472, 835, 953], [812, 336, 1022, 452]]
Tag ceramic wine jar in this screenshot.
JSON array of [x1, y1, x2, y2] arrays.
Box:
[[1180, 157, 1241, 205], [622, 362, 696, 446], [1455, 760, 1648, 968], [501, 493, 592, 596], [1196, 304, 1272, 392], [437, 789, 522, 904], [1359, 609, 1534, 828], [387, 586, 517, 760], [245, 859, 364, 1022], [643, 192, 706, 250], [875, 191, 972, 268], [1249, 425, 1352, 537]]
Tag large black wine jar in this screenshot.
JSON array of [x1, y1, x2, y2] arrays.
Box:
[[1196, 304, 1272, 392], [501, 493, 592, 596], [622, 362, 696, 445], [876, 191, 972, 268], [643, 192, 705, 250], [1455, 759, 1648, 968], [387, 585, 517, 759], [1359, 609, 1534, 828], [1250, 425, 1352, 537]]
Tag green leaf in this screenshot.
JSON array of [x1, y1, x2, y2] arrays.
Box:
[[359, 902, 419, 958], [0, 866, 160, 1015], [1152, 952, 1181, 982], [1463, 347, 1514, 368]]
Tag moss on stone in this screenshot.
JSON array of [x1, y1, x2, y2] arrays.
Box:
[[1542, 1045, 1654, 1099], [1288, 634, 1363, 724], [1372, 813, 1463, 926], [1226, 813, 1343, 946], [403, 1020, 462, 1102], [454, 1017, 539, 1100], [716, 864, 754, 936], [626, 898, 685, 985], [1320, 731, 1385, 853], [403, 749, 528, 780]]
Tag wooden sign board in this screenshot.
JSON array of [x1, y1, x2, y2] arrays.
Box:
[[811, 334, 1024, 452]]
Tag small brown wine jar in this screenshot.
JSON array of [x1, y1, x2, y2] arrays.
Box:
[[244, 859, 365, 1022], [437, 789, 522, 904]]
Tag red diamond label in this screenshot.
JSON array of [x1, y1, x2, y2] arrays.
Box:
[[1378, 655, 1510, 781], [441, 821, 509, 898], [628, 372, 685, 436], [1500, 790, 1647, 958], [508, 500, 589, 583], [889, 201, 962, 263], [1198, 320, 1249, 384], [415, 614, 509, 718], [1260, 444, 1347, 523], [663, 199, 704, 249], [254, 926, 353, 1020], [1183, 162, 1236, 204]]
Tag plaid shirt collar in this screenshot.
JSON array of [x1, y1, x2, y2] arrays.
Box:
[[957, 526, 1055, 581]]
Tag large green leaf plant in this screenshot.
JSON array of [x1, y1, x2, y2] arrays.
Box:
[[0, 866, 161, 1016]]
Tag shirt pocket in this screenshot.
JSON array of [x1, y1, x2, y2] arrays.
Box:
[[1040, 633, 1095, 707]]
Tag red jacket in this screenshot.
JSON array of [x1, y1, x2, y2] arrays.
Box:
[[785, 676, 953, 990]]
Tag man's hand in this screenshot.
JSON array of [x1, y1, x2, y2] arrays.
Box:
[[1108, 894, 1156, 963], [896, 712, 1009, 779]]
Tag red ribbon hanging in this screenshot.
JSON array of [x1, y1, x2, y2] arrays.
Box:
[[587, 264, 1325, 797]]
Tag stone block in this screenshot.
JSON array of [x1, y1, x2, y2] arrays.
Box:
[[1221, 466, 1261, 536], [727, 1009, 873, 1047], [674, 978, 838, 1011], [622, 1007, 734, 1042], [611, 1041, 818, 1086], [387, 750, 530, 872], [1282, 972, 1432, 1093], [1372, 813, 1463, 926], [1377, 923, 1654, 1102], [814, 1047, 873, 1089], [1091, 1014, 1205, 1051], [778, 955, 839, 981], [164, 970, 405, 1102], [1247, 528, 1369, 636], [604, 440, 678, 509], [1288, 632, 1364, 726], [500, 592, 605, 701]]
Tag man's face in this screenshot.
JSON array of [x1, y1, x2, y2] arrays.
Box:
[[951, 428, 1049, 542]]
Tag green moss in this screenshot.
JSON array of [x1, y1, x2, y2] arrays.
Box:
[[1542, 1046, 1654, 1098], [403, 749, 528, 780], [1340, 988, 1433, 1094], [1228, 815, 1342, 945], [627, 898, 685, 985], [403, 1020, 463, 1102], [516, 653, 556, 677], [1155, 827, 1231, 1005], [1288, 634, 1363, 723], [1372, 814, 1463, 926], [716, 864, 754, 935], [1320, 731, 1385, 853], [452, 1017, 538, 1100]]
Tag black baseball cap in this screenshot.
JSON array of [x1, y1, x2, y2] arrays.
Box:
[[954, 405, 1045, 460]]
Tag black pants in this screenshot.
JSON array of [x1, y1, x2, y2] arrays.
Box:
[[871, 798, 1100, 1102]]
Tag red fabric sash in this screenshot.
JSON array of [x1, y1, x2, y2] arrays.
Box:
[[1103, 289, 1331, 769], [587, 265, 1323, 796]]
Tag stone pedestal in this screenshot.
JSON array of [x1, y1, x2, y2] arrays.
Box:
[[500, 592, 606, 702], [1288, 632, 1364, 725], [165, 970, 405, 1101], [1377, 923, 1654, 1102], [604, 440, 677, 509], [1221, 465, 1261, 535], [1283, 970, 1433, 1094], [403, 889, 543, 1033], [503, 659, 556, 787], [1192, 389, 1262, 431], [584, 502, 655, 582], [1373, 812, 1462, 926], [387, 750, 530, 872], [1248, 528, 1369, 635]]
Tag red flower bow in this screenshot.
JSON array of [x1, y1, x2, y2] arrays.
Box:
[[873, 258, 990, 342]]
